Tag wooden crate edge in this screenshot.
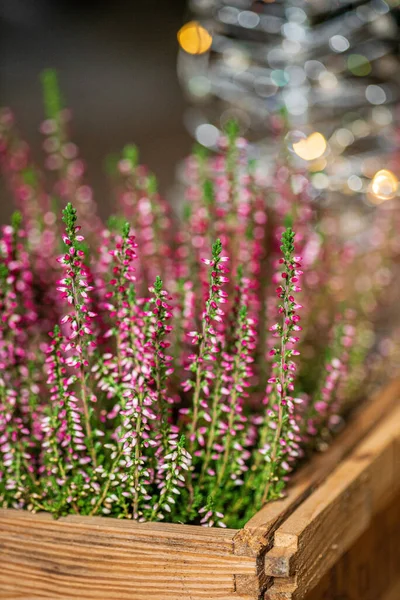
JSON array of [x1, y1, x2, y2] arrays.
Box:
[[0, 510, 258, 600], [264, 402, 400, 600]]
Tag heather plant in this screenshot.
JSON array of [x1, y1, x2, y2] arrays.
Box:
[[0, 75, 398, 527]]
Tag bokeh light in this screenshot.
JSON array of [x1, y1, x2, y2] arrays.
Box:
[[365, 85, 386, 105], [329, 35, 350, 53], [347, 54, 371, 77], [370, 169, 398, 202], [178, 21, 212, 55], [238, 11, 260, 29], [181, 0, 400, 201], [292, 132, 327, 161], [195, 123, 219, 147]]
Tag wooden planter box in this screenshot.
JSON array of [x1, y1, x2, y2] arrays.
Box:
[[1, 380, 400, 600]]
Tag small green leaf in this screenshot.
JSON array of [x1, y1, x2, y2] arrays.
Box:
[[154, 275, 163, 294], [212, 238, 222, 259]]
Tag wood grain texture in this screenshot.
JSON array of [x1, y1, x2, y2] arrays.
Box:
[[301, 491, 400, 600], [0, 512, 255, 600], [264, 404, 400, 600], [382, 579, 400, 600]]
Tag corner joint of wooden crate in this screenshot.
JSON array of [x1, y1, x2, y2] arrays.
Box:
[[233, 527, 278, 597], [233, 526, 269, 557], [264, 577, 298, 600], [264, 546, 296, 578]]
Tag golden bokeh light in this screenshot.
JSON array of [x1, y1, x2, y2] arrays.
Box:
[[370, 169, 398, 202], [292, 132, 327, 161], [178, 21, 212, 55]]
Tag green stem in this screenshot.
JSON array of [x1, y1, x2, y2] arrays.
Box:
[[71, 278, 97, 467], [90, 447, 123, 516], [199, 369, 222, 487], [132, 392, 145, 518], [189, 319, 207, 455], [217, 358, 241, 486], [261, 280, 289, 505], [79, 367, 96, 467]]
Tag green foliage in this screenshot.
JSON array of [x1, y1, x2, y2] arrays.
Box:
[[193, 143, 209, 162], [11, 211, 22, 231], [104, 152, 120, 176], [212, 238, 222, 260], [146, 174, 158, 195], [154, 275, 163, 294], [224, 119, 240, 142], [62, 202, 77, 236], [203, 179, 214, 207], [281, 226, 295, 258], [122, 144, 139, 168], [122, 221, 130, 238], [41, 69, 63, 120]]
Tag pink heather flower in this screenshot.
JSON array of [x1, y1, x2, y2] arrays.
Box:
[[150, 436, 191, 521], [256, 227, 304, 506], [212, 278, 257, 489], [0, 215, 40, 507], [55, 203, 98, 467], [0, 109, 394, 527], [183, 239, 230, 454], [148, 276, 175, 445], [198, 503, 226, 528], [42, 324, 91, 486]]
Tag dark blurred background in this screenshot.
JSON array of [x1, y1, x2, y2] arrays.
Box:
[[0, 0, 192, 222], [1, 0, 400, 225]]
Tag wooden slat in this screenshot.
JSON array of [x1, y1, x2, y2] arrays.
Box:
[[302, 491, 400, 600], [0, 512, 255, 600], [264, 404, 400, 599], [382, 580, 400, 600]]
